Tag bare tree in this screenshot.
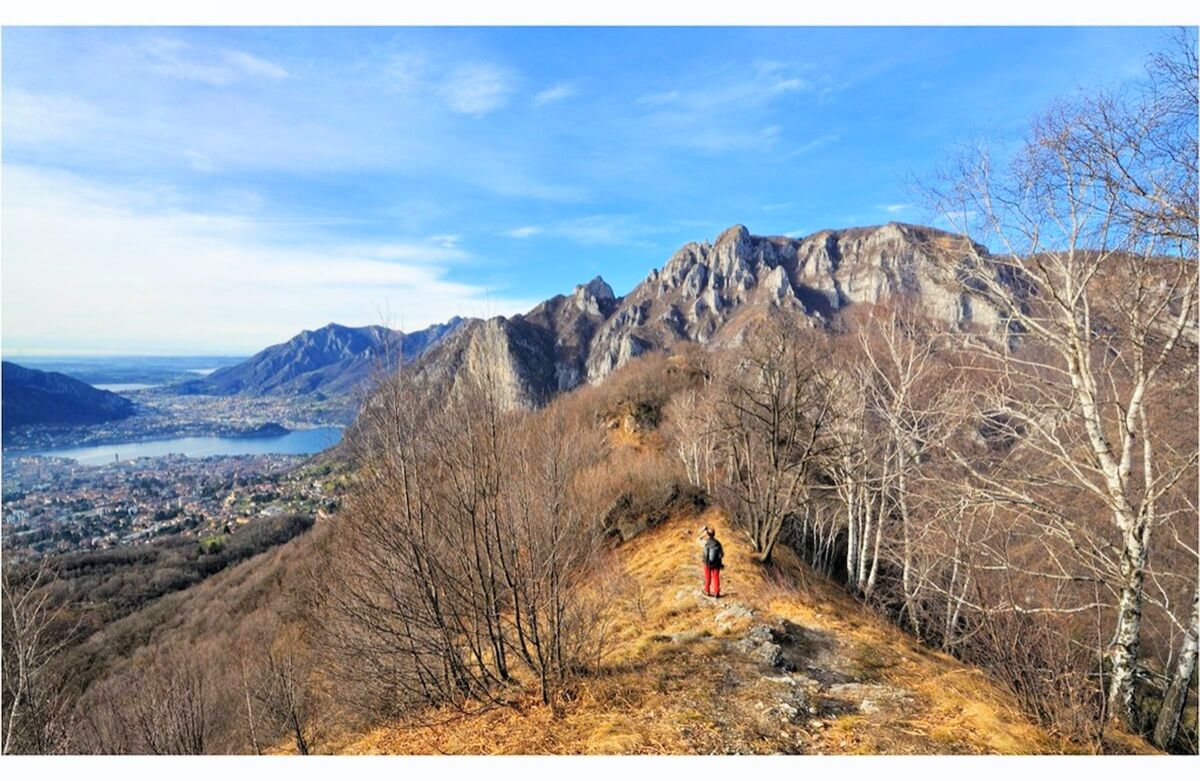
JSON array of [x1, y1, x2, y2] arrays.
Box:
[[664, 388, 719, 494], [1153, 586, 1198, 749], [1, 562, 76, 755], [924, 35, 1198, 729], [322, 363, 611, 720], [257, 639, 315, 755], [713, 316, 842, 564], [126, 648, 213, 755]]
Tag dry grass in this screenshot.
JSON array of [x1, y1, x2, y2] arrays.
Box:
[[326, 509, 1090, 755]]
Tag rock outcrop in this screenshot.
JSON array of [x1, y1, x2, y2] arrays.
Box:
[[409, 222, 1010, 408]]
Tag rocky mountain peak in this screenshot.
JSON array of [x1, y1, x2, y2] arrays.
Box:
[[572, 275, 616, 316], [714, 223, 751, 248], [410, 221, 1013, 410]]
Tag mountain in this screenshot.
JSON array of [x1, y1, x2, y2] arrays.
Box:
[[176, 319, 462, 398], [408, 222, 1010, 409], [406, 277, 619, 408], [2, 361, 135, 437]]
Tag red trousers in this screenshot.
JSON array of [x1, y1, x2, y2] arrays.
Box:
[[703, 565, 721, 596]]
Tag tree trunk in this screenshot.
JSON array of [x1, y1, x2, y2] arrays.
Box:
[[1107, 515, 1150, 726], [1153, 588, 1199, 750]]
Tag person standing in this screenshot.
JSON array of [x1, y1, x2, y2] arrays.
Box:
[[701, 526, 724, 598]]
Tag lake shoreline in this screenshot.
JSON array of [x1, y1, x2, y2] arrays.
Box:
[[7, 425, 344, 465]]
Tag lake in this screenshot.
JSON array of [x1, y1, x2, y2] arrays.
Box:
[[5, 355, 245, 387], [94, 383, 160, 392], [33, 426, 344, 466]]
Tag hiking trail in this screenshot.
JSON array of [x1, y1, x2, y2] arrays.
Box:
[[336, 508, 1072, 754]]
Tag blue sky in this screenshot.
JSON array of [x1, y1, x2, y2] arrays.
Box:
[[0, 26, 1178, 354]]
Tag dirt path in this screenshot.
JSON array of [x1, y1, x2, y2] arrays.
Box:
[[340, 510, 1061, 754]]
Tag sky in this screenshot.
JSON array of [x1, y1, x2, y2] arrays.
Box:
[[0, 26, 1180, 355]]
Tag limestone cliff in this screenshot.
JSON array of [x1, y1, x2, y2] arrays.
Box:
[[411, 222, 1010, 408]]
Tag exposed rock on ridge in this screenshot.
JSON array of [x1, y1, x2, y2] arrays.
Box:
[[410, 222, 1008, 409]]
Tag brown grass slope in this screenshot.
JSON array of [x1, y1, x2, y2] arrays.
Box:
[[333, 509, 1085, 755]]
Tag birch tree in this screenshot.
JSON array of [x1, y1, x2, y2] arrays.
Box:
[[925, 35, 1198, 729]]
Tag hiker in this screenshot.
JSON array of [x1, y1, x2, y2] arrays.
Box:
[[701, 526, 724, 598]]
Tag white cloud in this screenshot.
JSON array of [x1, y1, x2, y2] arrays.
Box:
[[542, 215, 659, 246], [1, 166, 533, 354], [753, 62, 808, 95], [426, 234, 462, 249], [638, 61, 810, 114], [2, 89, 98, 147], [879, 203, 912, 214], [384, 52, 427, 93], [505, 217, 651, 245], [633, 61, 816, 154], [792, 133, 840, 156], [221, 50, 289, 81], [140, 38, 289, 86], [441, 63, 514, 116], [504, 226, 544, 239], [532, 83, 577, 107], [185, 150, 215, 173]]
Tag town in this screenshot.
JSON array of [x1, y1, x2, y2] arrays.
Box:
[[1, 450, 347, 559], [1, 385, 354, 451]]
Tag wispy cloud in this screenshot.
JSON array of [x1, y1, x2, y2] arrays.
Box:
[[3, 89, 103, 149], [792, 133, 840, 156], [441, 63, 515, 116], [532, 82, 577, 107], [1, 166, 533, 353], [503, 216, 656, 245], [632, 60, 815, 154], [878, 203, 912, 214], [384, 52, 428, 93], [185, 150, 215, 173], [426, 234, 462, 249], [140, 38, 288, 85], [221, 50, 289, 80], [503, 226, 544, 239], [637, 60, 810, 114], [541, 215, 662, 247]]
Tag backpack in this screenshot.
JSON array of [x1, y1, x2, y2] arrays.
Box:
[[704, 538, 724, 569]]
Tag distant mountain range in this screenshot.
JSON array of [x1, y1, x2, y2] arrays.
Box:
[[2, 361, 135, 438], [174, 319, 462, 399], [11, 222, 1004, 418], [168, 222, 1009, 410]]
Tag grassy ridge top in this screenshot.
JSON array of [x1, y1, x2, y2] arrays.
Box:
[[329, 509, 1101, 755]]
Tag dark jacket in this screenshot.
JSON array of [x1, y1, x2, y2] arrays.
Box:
[[703, 538, 724, 570]]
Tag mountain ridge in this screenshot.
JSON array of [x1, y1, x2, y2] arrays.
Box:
[[170, 221, 1002, 411], [175, 318, 463, 399], [329, 509, 1067, 755], [404, 221, 1006, 409], [1, 361, 136, 438]]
